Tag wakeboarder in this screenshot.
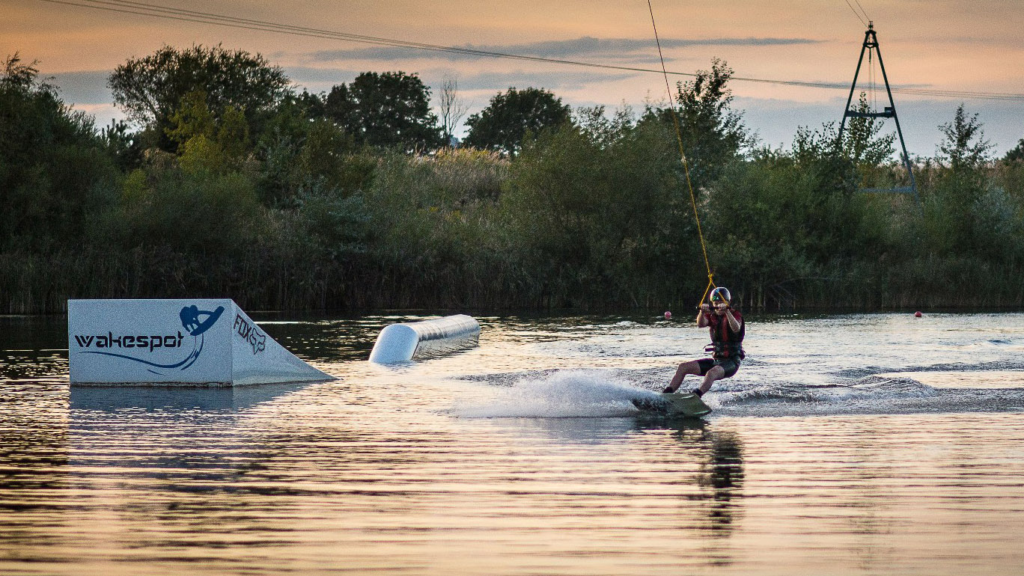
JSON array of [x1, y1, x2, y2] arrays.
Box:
[[663, 287, 745, 397]]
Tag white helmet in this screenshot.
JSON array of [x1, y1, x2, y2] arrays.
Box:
[[709, 287, 731, 306]]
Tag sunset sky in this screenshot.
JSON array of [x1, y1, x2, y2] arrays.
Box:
[[4, 0, 1023, 155]]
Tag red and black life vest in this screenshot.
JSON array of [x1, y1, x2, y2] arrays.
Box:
[[706, 310, 745, 359]]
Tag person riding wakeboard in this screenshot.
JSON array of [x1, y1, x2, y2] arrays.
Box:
[[663, 287, 745, 397]]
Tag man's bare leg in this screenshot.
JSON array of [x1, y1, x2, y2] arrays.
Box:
[[694, 365, 725, 396], [665, 360, 702, 392]]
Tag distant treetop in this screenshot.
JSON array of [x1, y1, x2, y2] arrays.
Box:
[[463, 87, 572, 156], [108, 44, 289, 133], [324, 71, 443, 152]]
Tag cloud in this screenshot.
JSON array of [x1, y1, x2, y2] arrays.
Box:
[[310, 36, 822, 64], [283, 66, 636, 94], [452, 70, 636, 92], [284, 66, 360, 85]]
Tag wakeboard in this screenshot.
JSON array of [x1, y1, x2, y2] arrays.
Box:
[[631, 392, 712, 418]]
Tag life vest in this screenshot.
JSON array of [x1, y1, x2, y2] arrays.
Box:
[[705, 310, 745, 359]]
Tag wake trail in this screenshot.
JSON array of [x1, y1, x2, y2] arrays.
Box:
[[455, 370, 658, 419]]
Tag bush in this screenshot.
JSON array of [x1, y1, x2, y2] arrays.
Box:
[[501, 118, 698, 307], [0, 54, 119, 251], [102, 167, 265, 256]]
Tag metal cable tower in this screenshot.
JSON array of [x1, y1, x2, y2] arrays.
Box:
[[838, 22, 919, 202]]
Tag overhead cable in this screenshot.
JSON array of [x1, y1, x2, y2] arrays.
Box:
[[647, 0, 715, 300], [841, 0, 868, 26], [32, 0, 1024, 102], [853, 0, 871, 23]]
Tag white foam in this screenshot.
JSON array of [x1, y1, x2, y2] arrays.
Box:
[[455, 370, 653, 418]]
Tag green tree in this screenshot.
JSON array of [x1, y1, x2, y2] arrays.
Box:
[[292, 183, 369, 264], [165, 90, 250, 173], [998, 138, 1024, 209], [100, 119, 144, 171], [293, 89, 328, 120], [463, 87, 571, 155], [254, 101, 374, 208], [841, 92, 897, 167], [165, 90, 216, 148], [926, 104, 993, 254], [574, 105, 638, 149], [254, 92, 326, 206], [0, 53, 118, 250], [938, 104, 992, 172], [500, 119, 688, 305], [325, 71, 442, 151], [839, 93, 901, 190], [1002, 138, 1024, 163], [108, 44, 289, 151], [643, 58, 748, 192], [704, 121, 886, 309], [104, 169, 264, 256], [298, 119, 374, 194]]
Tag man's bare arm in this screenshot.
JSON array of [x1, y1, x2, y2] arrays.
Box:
[[724, 308, 742, 332], [697, 304, 710, 327]]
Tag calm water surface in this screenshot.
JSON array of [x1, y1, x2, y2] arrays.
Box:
[[2, 312, 1024, 575]]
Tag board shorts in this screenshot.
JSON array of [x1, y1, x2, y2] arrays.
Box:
[[697, 357, 741, 379]]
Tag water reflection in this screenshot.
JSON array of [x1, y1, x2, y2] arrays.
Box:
[[481, 414, 747, 561], [69, 382, 311, 412], [0, 381, 69, 494], [699, 430, 744, 537], [645, 421, 745, 561], [4, 313, 1024, 575]]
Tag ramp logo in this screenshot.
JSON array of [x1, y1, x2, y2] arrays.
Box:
[[233, 314, 266, 355], [74, 305, 225, 373]]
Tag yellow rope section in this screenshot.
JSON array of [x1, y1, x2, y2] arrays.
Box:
[[646, 0, 716, 304]]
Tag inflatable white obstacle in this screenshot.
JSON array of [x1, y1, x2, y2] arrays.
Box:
[[68, 299, 332, 386], [369, 314, 480, 364]]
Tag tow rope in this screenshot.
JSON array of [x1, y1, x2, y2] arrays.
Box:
[[645, 0, 717, 304]]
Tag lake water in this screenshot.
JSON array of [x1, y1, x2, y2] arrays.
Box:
[[3, 312, 1024, 575]]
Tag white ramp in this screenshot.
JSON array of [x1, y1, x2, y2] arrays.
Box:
[[369, 314, 480, 364], [68, 299, 332, 386]]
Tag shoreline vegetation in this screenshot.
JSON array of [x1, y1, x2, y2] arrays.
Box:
[[3, 47, 1024, 315]]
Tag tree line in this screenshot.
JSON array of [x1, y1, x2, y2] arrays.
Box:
[[2, 45, 1023, 313]]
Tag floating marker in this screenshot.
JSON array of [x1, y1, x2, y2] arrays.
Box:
[[664, 311, 672, 320], [68, 299, 332, 386], [915, 311, 923, 318], [369, 315, 480, 364]]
